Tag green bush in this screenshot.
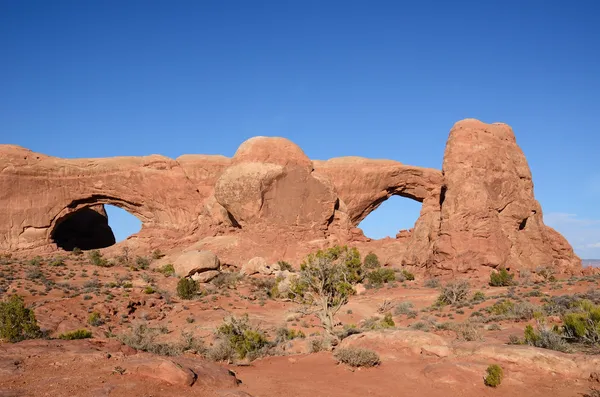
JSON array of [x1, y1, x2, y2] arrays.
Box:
[[366, 268, 395, 288], [59, 329, 92, 340], [88, 250, 109, 267], [489, 267, 515, 287], [88, 312, 104, 326], [275, 327, 306, 343], [277, 260, 294, 272], [363, 252, 380, 269], [484, 364, 503, 387], [214, 315, 270, 360], [303, 245, 363, 284], [0, 295, 41, 342], [380, 313, 395, 328], [401, 269, 415, 281], [135, 256, 150, 270], [72, 247, 83, 256], [523, 323, 569, 352], [143, 286, 156, 294], [157, 264, 175, 277], [472, 291, 486, 302], [562, 299, 600, 344], [176, 277, 198, 300], [333, 347, 380, 367]]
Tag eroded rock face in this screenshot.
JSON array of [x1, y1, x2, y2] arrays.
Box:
[[0, 120, 581, 274], [431, 119, 579, 273]]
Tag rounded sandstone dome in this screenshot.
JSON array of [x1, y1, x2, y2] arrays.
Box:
[[232, 136, 313, 171]]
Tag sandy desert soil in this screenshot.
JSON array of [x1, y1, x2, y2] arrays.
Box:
[[1, 251, 599, 397]]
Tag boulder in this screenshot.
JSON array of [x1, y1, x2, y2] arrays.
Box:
[[191, 270, 220, 283], [174, 250, 220, 278], [241, 257, 280, 276]]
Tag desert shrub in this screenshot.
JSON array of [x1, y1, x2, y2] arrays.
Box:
[[59, 329, 92, 340], [472, 291, 486, 302], [0, 295, 41, 342], [49, 257, 65, 267], [157, 264, 175, 277], [437, 280, 470, 306], [523, 323, 569, 352], [302, 245, 363, 284], [176, 277, 198, 299], [151, 249, 164, 260], [213, 315, 270, 360], [366, 268, 395, 288], [394, 301, 415, 315], [275, 327, 306, 344], [562, 299, 600, 344], [489, 267, 515, 287], [88, 312, 104, 326], [363, 252, 380, 269], [333, 347, 380, 367], [536, 266, 556, 282], [88, 250, 109, 267], [452, 322, 480, 341], [401, 269, 415, 281], [143, 286, 156, 294], [424, 278, 440, 288], [119, 323, 197, 356], [28, 256, 42, 266], [135, 256, 150, 270], [380, 312, 395, 328], [308, 337, 325, 353], [72, 247, 83, 256], [212, 272, 243, 289], [26, 266, 43, 280], [277, 260, 294, 272], [484, 364, 503, 387]]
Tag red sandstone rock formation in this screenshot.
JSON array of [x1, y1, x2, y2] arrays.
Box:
[[0, 119, 581, 273]]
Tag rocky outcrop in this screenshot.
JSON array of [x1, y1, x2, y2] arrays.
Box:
[[431, 119, 579, 273], [0, 119, 581, 274]]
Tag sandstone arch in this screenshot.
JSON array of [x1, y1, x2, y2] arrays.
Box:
[[0, 119, 582, 274], [50, 205, 116, 251]]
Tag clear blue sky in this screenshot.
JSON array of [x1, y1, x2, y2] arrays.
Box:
[[1, 1, 599, 257]]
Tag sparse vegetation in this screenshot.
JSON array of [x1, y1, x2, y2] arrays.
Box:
[[176, 277, 198, 299], [484, 364, 503, 387], [363, 252, 380, 269], [437, 280, 470, 306], [489, 267, 515, 287], [157, 263, 175, 277], [277, 260, 294, 272], [365, 267, 395, 288], [210, 315, 270, 361], [89, 250, 110, 267], [88, 312, 104, 326], [333, 347, 380, 367], [119, 323, 204, 356], [59, 329, 92, 340], [0, 295, 41, 342]]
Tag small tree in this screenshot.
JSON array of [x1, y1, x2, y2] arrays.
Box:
[[177, 277, 198, 299], [293, 247, 358, 337], [489, 267, 515, 287], [0, 295, 41, 342], [363, 252, 380, 269]]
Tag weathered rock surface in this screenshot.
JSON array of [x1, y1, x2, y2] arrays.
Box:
[[241, 257, 280, 276], [0, 119, 581, 274], [173, 250, 220, 278], [431, 119, 579, 273]]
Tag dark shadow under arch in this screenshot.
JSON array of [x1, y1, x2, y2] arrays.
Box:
[[51, 206, 116, 251]]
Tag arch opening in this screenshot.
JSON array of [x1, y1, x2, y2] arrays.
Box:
[[358, 195, 422, 240], [51, 204, 142, 251]]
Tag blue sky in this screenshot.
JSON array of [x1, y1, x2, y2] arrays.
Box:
[[1, 1, 599, 257]]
